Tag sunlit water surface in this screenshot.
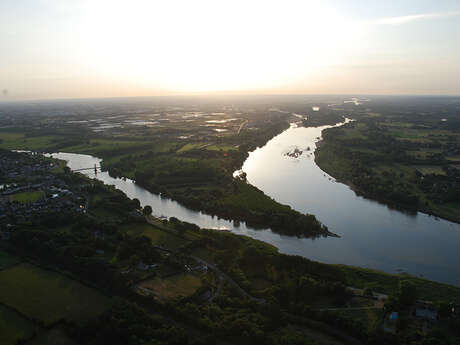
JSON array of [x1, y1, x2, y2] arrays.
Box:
[[48, 122, 460, 285]]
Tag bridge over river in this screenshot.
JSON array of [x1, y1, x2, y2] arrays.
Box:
[[72, 164, 101, 174]]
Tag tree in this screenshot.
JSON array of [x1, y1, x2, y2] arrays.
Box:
[[132, 198, 141, 209], [363, 287, 374, 297], [398, 280, 417, 307], [142, 205, 152, 216]]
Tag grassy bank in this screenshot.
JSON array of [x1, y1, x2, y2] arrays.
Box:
[[315, 117, 460, 224]]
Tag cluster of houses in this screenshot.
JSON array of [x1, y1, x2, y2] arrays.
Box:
[[0, 151, 88, 234], [385, 300, 460, 334], [0, 192, 85, 223], [0, 151, 55, 178]]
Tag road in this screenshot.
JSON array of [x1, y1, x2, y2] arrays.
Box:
[[191, 255, 265, 304], [315, 306, 382, 312], [146, 216, 264, 303], [237, 120, 248, 134], [347, 287, 388, 300], [206, 275, 223, 304]]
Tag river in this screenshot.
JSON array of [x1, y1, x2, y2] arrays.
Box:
[[48, 121, 460, 286]]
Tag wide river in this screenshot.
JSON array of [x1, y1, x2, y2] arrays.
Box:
[[48, 122, 460, 286]]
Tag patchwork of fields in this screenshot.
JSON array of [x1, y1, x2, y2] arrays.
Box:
[[0, 252, 112, 345]]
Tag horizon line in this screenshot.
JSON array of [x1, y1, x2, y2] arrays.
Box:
[[1, 93, 460, 104]]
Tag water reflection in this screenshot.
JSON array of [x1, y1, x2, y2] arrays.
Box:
[[240, 122, 460, 286], [48, 118, 460, 286]]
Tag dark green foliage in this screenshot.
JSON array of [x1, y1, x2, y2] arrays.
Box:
[[77, 300, 189, 345], [143, 205, 153, 216]]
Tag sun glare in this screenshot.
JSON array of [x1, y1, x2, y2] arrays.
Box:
[[79, 0, 360, 93]]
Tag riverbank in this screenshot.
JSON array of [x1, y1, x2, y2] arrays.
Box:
[[314, 121, 460, 225], [3, 115, 460, 284], [0, 118, 333, 238], [238, 120, 460, 286], [95, 120, 333, 238]]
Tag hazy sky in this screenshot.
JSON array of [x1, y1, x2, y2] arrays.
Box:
[[1, 0, 460, 100]]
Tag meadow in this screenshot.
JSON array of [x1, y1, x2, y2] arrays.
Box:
[[0, 304, 36, 345], [338, 265, 460, 303], [139, 273, 203, 301], [0, 263, 112, 325], [10, 190, 45, 204]]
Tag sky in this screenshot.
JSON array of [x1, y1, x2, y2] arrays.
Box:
[[1, 0, 460, 100]]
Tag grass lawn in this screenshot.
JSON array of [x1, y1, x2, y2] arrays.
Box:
[[139, 273, 202, 301], [122, 223, 186, 249], [177, 142, 204, 153], [0, 250, 21, 270], [0, 263, 112, 326], [205, 144, 237, 152], [64, 138, 151, 156], [338, 265, 460, 303], [447, 155, 460, 162], [10, 191, 45, 204], [0, 304, 36, 345], [0, 132, 61, 151], [413, 165, 446, 176]]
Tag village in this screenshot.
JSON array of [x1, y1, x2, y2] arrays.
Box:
[[0, 150, 87, 235]]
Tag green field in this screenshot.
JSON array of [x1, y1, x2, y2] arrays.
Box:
[[413, 165, 446, 176], [205, 144, 237, 152], [339, 265, 460, 303], [0, 132, 61, 151], [122, 223, 186, 249], [139, 273, 202, 301], [10, 191, 45, 204], [63, 138, 152, 156], [0, 304, 36, 345], [177, 142, 204, 153], [0, 250, 21, 270], [0, 263, 112, 325]]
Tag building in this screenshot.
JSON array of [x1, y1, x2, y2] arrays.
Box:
[[414, 302, 438, 321]]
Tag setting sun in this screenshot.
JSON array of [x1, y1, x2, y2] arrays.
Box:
[[1, 0, 459, 99], [78, 0, 360, 93]]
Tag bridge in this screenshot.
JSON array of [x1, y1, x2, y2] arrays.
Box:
[[72, 164, 102, 174]]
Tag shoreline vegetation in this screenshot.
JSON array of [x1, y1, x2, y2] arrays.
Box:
[[1, 118, 334, 238], [314, 111, 460, 225], [2, 150, 460, 345], [2, 96, 460, 344]]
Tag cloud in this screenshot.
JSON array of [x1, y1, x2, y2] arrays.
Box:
[[374, 11, 460, 25]]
